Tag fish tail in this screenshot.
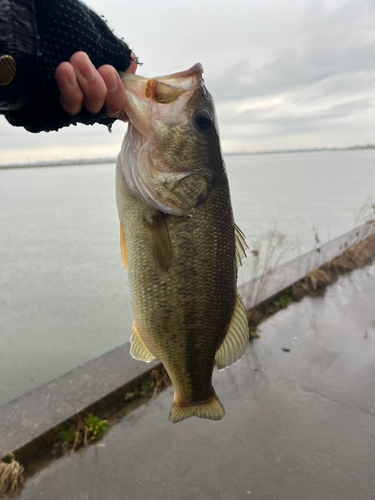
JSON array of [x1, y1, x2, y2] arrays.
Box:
[[169, 390, 225, 423]]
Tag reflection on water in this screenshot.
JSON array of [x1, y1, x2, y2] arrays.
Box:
[[0, 150, 374, 406]]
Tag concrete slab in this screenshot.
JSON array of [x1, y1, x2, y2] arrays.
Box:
[[18, 263, 375, 500]]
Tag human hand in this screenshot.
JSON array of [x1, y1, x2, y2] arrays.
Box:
[[55, 51, 137, 121]]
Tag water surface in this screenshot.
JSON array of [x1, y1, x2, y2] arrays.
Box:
[[1, 150, 374, 406]]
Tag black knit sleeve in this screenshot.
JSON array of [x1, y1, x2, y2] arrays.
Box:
[[0, 0, 39, 111], [2, 0, 133, 132]]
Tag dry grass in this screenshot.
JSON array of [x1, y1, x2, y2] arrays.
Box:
[[244, 232, 375, 335], [353, 198, 375, 229], [0, 454, 24, 499], [291, 234, 375, 301], [242, 229, 297, 314], [291, 268, 334, 300], [243, 223, 375, 333], [241, 199, 375, 327]]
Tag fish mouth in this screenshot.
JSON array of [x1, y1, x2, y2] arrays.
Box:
[[120, 63, 203, 87], [120, 63, 204, 121], [120, 62, 208, 176]]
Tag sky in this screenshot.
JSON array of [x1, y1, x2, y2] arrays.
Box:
[[1, 0, 375, 164]]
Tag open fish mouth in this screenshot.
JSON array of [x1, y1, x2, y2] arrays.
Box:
[[119, 63, 204, 140], [120, 63, 204, 98]]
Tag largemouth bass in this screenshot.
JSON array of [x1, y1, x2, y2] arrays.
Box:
[[116, 64, 248, 423]]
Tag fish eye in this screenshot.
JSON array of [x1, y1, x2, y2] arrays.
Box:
[[194, 110, 213, 132]]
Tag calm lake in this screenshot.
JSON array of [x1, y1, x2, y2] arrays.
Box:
[[1, 150, 374, 406]]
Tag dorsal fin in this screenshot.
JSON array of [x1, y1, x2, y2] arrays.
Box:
[[234, 224, 248, 268], [120, 222, 128, 272], [215, 291, 249, 371], [130, 321, 155, 363], [144, 211, 172, 276]]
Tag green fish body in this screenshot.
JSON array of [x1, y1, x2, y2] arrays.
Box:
[[116, 64, 248, 422]]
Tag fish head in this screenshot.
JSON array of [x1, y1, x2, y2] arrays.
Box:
[[119, 64, 223, 216]]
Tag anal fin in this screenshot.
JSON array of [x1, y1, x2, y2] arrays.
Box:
[[169, 390, 224, 423], [144, 211, 171, 276], [215, 291, 249, 371], [130, 321, 155, 363], [235, 223, 248, 268], [120, 222, 128, 272]]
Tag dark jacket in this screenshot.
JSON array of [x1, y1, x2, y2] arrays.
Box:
[[0, 0, 132, 132]]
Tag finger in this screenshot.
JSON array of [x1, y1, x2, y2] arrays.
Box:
[[55, 62, 84, 116], [98, 65, 127, 118], [98, 52, 140, 121], [69, 52, 107, 115]]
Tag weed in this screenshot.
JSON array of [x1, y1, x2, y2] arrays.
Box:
[[85, 414, 108, 439], [56, 414, 109, 453], [59, 426, 77, 445], [124, 368, 170, 402], [274, 293, 290, 309], [265, 291, 292, 317], [248, 326, 260, 340]]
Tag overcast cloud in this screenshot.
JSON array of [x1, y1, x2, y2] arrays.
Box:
[[1, 0, 374, 163]]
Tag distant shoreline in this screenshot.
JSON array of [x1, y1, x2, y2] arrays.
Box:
[[0, 158, 117, 170], [1, 145, 374, 170], [224, 145, 375, 156]]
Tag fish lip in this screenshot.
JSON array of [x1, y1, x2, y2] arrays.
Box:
[[153, 63, 203, 81]]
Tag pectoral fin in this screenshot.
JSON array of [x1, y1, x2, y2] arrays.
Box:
[[215, 291, 249, 371], [120, 222, 128, 272], [235, 224, 248, 268], [144, 211, 172, 276], [130, 321, 155, 363]]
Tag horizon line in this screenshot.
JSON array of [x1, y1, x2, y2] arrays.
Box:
[[1, 144, 374, 169]]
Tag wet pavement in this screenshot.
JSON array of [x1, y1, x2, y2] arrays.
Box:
[[20, 263, 375, 500]]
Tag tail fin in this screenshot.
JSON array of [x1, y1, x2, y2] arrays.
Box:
[[169, 390, 225, 423]]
